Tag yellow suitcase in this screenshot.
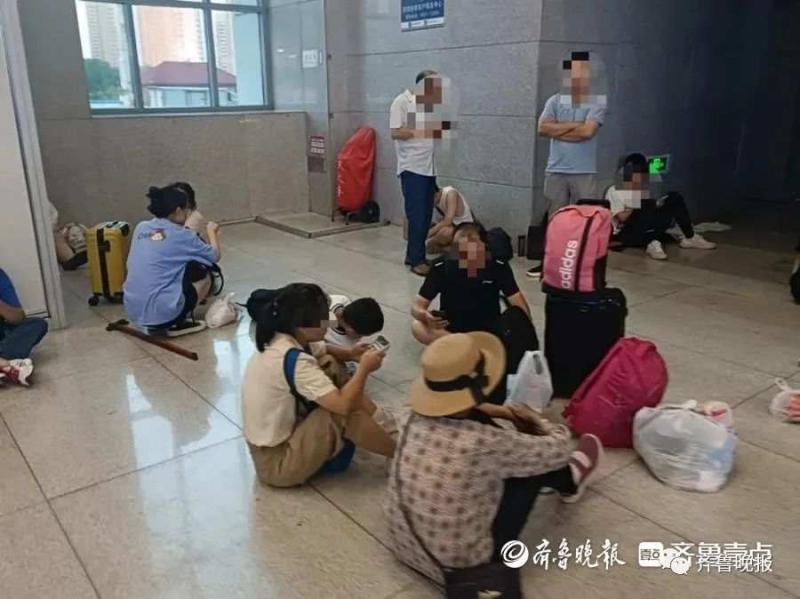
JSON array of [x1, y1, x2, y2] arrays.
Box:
[[86, 221, 131, 305]]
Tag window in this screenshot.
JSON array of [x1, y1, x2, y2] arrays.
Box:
[[75, 0, 268, 112]]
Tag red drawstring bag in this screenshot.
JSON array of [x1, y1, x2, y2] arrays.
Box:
[[337, 127, 376, 214]]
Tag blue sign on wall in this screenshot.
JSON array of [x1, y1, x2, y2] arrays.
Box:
[[401, 0, 445, 31]]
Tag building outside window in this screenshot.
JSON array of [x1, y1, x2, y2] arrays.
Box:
[[75, 0, 267, 112]]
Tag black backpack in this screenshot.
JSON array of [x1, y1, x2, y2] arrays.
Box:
[[487, 227, 513, 262], [349, 200, 380, 224], [791, 269, 800, 304], [497, 305, 539, 375]]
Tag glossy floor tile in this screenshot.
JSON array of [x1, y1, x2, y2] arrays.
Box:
[[51, 439, 429, 599], [2, 222, 799, 598], [1, 357, 241, 497], [596, 443, 800, 597], [0, 419, 43, 517], [0, 505, 96, 599], [733, 375, 800, 462]]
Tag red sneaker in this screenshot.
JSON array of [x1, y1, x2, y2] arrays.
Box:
[[0, 359, 34, 387], [561, 434, 604, 504]]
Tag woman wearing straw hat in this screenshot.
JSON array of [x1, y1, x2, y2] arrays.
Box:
[[242, 283, 396, 487], [386, 332, 603, 585]]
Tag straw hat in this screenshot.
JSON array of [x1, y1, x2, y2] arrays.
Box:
[[410, 332, 506, 417]]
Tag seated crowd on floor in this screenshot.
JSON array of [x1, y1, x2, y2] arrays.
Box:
[[9, 64, 775, 599], [0, 154, 726, 593]]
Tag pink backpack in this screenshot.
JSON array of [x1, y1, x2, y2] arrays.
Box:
[[563, 338, 668, 448], [543, 205, 611, 293]]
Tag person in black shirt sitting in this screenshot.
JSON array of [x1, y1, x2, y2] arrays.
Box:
[[411, 222, 531, 345]]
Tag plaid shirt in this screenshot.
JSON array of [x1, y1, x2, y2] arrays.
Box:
[[385, 414, 572, 583]]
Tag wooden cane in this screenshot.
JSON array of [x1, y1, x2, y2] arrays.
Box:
[[106, 319, 199, 361]]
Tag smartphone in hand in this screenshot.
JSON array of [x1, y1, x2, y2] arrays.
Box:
[[371, 335, 391, 353]]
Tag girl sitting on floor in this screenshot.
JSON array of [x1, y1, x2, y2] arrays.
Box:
[[123, 185, 222, 337], [242, 283, 396, 487]]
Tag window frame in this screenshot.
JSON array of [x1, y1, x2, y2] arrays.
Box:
[[76, 0, 272, 115]]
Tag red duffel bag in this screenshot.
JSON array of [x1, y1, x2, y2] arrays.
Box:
[[337, 126, 376, 214]]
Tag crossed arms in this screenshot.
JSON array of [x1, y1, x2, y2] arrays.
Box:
[[538, 119, 600, 142]]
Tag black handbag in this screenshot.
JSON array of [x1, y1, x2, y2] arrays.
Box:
[[394, 417, 522, 599]]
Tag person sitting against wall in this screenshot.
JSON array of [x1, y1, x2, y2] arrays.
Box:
[[385, 332, 603, 586], [425, 184, 475, 255], [606, 152, 716, 261], [123, 185, 222, 337], [242, 283, 396, 488], [49, 201, 88, 271], [412, 222, 530, 345], [0, 267, 48, 386]]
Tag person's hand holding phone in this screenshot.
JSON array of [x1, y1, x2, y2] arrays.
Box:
[[358, 348, 385, 374], [349, 342, 370, 361]]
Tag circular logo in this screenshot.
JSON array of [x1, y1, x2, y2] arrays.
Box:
[[670, 556, 691, 575], [500, 541, 529, 569]]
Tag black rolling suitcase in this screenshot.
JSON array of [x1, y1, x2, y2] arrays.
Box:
[[544, 288, 627, 398]]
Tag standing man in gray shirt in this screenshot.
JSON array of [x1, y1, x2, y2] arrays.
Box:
[[527, 51, 606, 278]]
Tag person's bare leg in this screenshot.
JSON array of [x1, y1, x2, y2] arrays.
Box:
[[54, 230, 74, 264], [412, 318, 449, 345], [344, 410, 396, 457], [193, 274, 212, 305], [426, 226, 454, 255]]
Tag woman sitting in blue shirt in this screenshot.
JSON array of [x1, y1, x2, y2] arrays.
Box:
[[123, 185, 222, 336]]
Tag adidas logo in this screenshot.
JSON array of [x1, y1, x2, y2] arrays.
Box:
[[559, 239, 579, 289]]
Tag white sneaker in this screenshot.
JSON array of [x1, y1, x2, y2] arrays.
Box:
[[1, 359, 34, 386], [165, 320, 207, 338], [680, 234, 716, 250], [665, 225, 684, 241], [646, 240, 668, 260]]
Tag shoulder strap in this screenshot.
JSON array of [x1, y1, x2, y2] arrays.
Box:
[[394, 414, 447, 572], [283, 348, 317, 420]]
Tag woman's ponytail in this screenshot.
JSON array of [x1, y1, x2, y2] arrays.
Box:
[[255, 296, 281, 351], [253, 283, 328, 352]]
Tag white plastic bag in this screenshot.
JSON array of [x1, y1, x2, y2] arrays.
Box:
[[205, 292, 240, 329], [633, 400, 736, 493], [506, 351, 552, 410], [769, 378, 800, 423]]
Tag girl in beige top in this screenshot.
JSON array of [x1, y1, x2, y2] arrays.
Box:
[[242, 283, 395, 487]]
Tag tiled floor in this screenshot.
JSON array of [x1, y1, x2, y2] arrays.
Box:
[[1, 222, 798, 599]]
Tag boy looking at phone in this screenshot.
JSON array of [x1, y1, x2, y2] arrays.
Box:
[[312, 295, 386, 365]]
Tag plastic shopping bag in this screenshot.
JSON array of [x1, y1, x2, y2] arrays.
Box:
[[205, 292, 240, 329], [506, 351, 552, 410], [633, 401, 736, 493], [769, 379, 800, 423]]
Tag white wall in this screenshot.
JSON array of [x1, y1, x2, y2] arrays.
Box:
[[0, 29, 47, 314]]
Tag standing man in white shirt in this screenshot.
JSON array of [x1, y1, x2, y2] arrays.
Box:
[[390, 70, 440, 277]]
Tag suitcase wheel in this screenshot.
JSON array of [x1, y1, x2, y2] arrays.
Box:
[[88, 295, 100, 306]]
